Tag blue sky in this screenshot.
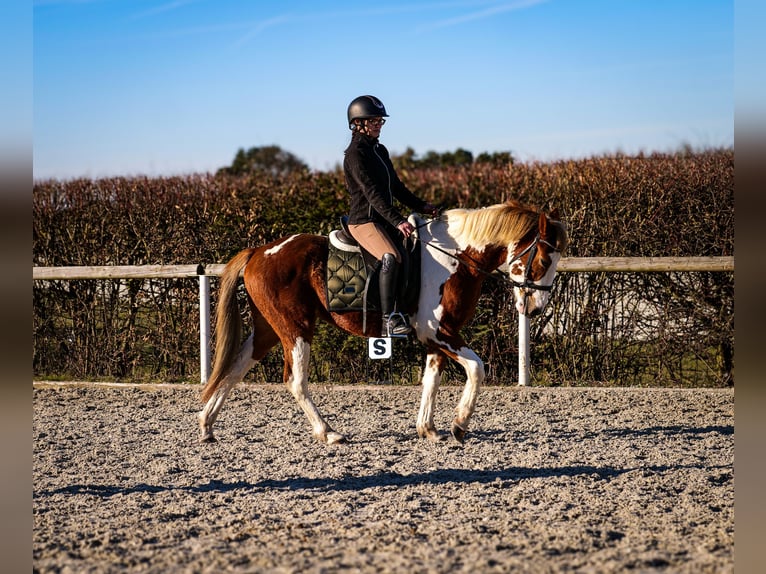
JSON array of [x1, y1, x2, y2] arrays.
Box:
[[32, 0, 733, 180]]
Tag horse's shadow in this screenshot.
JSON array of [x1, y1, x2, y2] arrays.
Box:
[[247, 465, 624, 492], [36, 424, 733, 500], [554, 424, 734, 441], [604, 424, 733, 437], [37, 461, 728, 500]]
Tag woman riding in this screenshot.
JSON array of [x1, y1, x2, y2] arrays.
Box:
[[343, 94, 438, 337]]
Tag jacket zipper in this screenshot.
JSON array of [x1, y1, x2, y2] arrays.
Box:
[[372, 144, 392, 220]]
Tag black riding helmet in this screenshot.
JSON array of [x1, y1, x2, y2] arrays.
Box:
[[347, 95, 389, 130]]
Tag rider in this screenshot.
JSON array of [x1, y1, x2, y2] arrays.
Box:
[[343, 95, 438, 337]]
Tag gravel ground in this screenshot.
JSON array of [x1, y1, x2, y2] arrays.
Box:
[[33, 383, 733, 573]]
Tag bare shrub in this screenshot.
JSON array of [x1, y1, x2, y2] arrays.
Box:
[[33, 149, 733, 386]]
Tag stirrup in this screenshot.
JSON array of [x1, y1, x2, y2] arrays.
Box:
[[384, 312, 411, 338]]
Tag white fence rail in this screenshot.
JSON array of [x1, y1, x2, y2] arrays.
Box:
[[33, 257, 734, 385]]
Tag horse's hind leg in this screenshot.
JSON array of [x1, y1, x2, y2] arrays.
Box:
[[450, 346, 486, 444], [198, 334, 257, 442], [283, 336, 347, 445]]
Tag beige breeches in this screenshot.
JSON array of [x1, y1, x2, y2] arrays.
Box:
[[348, 222, 402, 263]]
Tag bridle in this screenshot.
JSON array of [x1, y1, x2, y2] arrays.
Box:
[[414, 219, 560, 293], [506, 233, 560, 293]]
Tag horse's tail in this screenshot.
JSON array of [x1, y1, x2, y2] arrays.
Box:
[[200, 248, 256, 403]]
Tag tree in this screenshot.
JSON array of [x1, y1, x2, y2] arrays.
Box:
[[476, 151, 514, 167], [391, 148, 515, 170], [443, 148, 474, 167], [218, 145, 309, 176]]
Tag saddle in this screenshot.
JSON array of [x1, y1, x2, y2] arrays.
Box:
[[326, 215, 422, 319]]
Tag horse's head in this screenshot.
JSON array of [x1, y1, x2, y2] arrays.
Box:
[[506, 208, 568, 317]]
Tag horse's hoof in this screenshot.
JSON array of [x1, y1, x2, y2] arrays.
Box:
[[199, 434, 217, 444], [430, 432, 448, 442], [418, 428, 448, 442], [451, 422, 467, 444], [326, 431, 348, 445]]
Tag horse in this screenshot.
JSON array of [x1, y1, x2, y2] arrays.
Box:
[[198, 200, 568, 444]]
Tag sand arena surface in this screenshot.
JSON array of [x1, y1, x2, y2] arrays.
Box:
[[33, 383, 733, 573]]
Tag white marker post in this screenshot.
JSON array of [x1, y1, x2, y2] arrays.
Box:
[[199, 273, 211, 383], [518, 312, 530, 386], [368, 337, 393, 384]]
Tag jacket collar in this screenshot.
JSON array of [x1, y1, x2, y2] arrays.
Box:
[[354, 132, 379, 146]]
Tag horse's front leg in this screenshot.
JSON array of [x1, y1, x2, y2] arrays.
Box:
[[417, 352, 448, 442], [284, 337, 347, 445], [451, 346, 486, 444]]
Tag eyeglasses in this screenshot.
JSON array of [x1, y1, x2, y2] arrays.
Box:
[[366, 118, 386, 126]]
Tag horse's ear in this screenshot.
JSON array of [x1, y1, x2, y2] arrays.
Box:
[[538, 211, 548, 234], [548, 207, 560, 221]]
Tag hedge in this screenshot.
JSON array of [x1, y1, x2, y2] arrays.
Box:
[[33, 149, 733, 386]]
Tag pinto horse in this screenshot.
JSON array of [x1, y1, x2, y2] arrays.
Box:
[[198, 200, 568, 444]]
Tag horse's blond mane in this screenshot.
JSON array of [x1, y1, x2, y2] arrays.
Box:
[[445, 201, 539, 249]]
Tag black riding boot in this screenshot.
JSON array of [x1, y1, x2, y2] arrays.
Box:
[[379, 253, 411, 337]]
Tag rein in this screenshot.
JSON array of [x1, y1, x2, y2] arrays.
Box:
[[413, 217, 559, 293]]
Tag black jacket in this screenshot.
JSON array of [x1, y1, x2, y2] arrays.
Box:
[[344, 133, 426, 227]]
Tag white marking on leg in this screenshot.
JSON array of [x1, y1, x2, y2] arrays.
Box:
[[264, 234, 299, 256], [454, 346, 485, 430], [417, 353, 442, 440], [286, 337, 343, 443]]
